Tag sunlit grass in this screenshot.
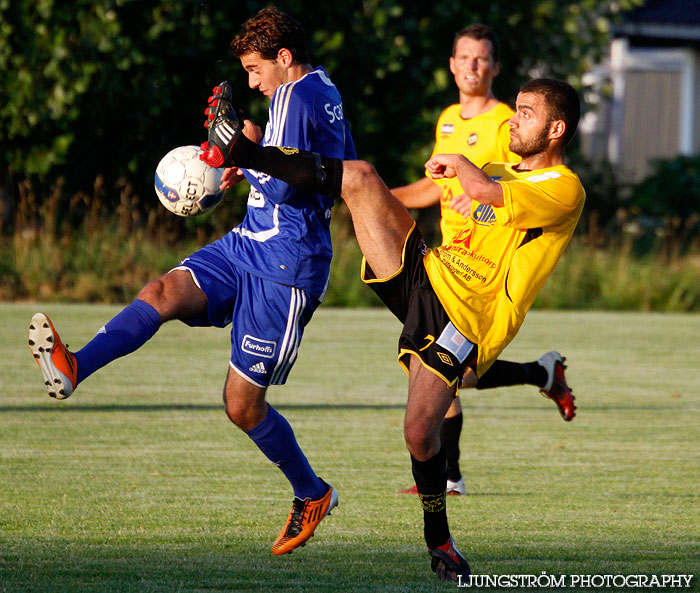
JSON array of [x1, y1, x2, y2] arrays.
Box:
[[1, 304, 699, 592]]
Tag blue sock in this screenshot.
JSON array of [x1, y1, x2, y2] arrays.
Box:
[[74, 299, 162, 385], [246, 406, 326, 500]]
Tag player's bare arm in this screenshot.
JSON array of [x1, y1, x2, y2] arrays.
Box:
[[426, 153, 504, 207], [392, 176, 441, 209]]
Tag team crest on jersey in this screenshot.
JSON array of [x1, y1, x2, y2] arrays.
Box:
[[440, 123, 454, 136], [468, 133, 478, 146], [473, 204, 496, 226]]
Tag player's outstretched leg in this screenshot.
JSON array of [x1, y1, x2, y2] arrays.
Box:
[[272, 481, 338, 555], [537, 351, 576, 421], [28, 313, 77, 399], [429, 536, 471, 582], [28, 300, 163, 400]]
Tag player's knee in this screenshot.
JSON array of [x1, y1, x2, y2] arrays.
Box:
[[223, 393, 257, 430], [136, 278, 168, 314], [138, 271, 204, 321], [223, 395, 247, 428], [404, 420, 440, 461], [342, 160, 379, 199], [222, 380, 267, 431]]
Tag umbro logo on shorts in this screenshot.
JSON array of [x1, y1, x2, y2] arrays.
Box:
[[249, 362, 267, 374]]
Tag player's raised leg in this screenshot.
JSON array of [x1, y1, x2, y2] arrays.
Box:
[[339, 160, 415, 280], [201, 88, 414, 281], [461, 353, 576, 421]]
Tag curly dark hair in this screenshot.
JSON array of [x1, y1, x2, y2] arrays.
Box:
[[230, 6, 310, 64]]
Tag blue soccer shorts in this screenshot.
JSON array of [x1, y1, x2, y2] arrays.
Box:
[[172, 242, 319, 387]]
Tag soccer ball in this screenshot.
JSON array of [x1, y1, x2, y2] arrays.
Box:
[[154, 145, 225, 217]]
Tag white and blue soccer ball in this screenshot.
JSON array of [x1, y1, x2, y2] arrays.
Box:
[[154, 145, 224, 217]]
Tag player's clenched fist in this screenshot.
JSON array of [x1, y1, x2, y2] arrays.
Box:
[[425, 154, 463, 179]]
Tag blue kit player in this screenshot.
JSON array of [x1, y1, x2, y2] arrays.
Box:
[[28, 7, 355, 556]]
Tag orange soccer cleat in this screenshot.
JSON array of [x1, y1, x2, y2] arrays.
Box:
[[272, 481, 338, 555]]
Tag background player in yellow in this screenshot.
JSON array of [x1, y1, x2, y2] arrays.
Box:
[[201, 76, 584, 582], [393, 24, 570, 496], [393, 24, 518, 242]]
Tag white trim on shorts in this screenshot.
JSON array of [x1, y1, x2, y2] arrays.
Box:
[[270, 287, 307, 384], [229, 361, 267, 388]]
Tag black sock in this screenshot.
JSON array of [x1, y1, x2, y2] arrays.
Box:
[[475, 360, 547, 390], [411, 448, 449, 550], [229, 133, 343, 198], [440, 414, 462, 482]]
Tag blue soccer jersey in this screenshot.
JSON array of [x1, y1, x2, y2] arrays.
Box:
[[218, 67, 356, 299]]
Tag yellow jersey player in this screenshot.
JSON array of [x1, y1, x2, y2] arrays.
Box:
[[393, 25, 568, 497], [202, 76, 584, 582]]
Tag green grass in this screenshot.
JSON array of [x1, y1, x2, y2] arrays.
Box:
[[1, 304, 699, 592]]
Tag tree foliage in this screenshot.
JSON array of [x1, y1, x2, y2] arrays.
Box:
[[0, 0, 642, 225]]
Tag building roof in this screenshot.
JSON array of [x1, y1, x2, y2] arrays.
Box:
[[615, 0, 700, 43]]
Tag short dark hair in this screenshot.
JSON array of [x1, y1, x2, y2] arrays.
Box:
[[230, 6, 310, 64], [520, 78, 581, 146], [452, 23, 500, 63]]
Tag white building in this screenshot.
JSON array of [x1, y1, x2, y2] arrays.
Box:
[[581, 0, 700, 180]]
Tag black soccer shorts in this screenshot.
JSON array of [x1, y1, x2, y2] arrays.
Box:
[[362, 223, 478, 386]]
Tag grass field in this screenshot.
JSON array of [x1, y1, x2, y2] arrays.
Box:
[[1, 303, 699, 592]]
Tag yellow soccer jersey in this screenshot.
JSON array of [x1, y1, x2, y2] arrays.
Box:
[[427, 102, 519, 244], [423, 162, 585, 377]]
